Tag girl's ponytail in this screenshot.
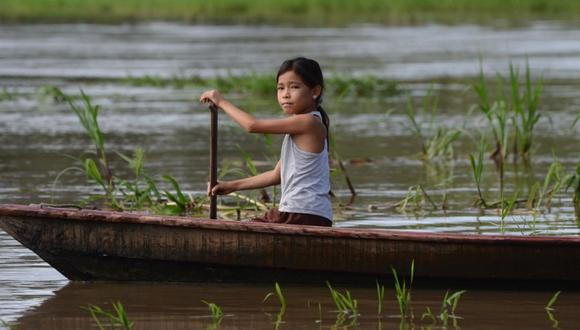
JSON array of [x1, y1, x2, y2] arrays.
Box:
[[317, 104, 330, 153]]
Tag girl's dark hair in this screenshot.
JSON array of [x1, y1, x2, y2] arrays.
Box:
[[277, 57, 330, 150]]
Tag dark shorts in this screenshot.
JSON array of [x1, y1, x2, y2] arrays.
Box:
[[252, 207, 332, 227]]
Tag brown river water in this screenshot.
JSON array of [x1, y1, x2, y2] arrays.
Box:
[[1, 22, 579, 328]]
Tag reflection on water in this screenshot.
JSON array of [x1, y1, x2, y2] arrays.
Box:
[[8, 281, 580, 329], [1, 22, 580, 326]]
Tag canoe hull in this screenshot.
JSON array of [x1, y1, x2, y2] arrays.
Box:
[[2, 204, 580, 283]]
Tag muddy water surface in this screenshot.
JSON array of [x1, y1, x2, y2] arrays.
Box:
[[1, 23, 579, 328]]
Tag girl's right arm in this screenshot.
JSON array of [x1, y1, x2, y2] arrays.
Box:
[[209, 161, 281, 196]]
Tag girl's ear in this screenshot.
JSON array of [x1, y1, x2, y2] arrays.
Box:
[[312, 85, 322, 99]]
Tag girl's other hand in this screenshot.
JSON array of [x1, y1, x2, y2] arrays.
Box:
[[207, 181, 235, 196], [199, 90, 225, 108]]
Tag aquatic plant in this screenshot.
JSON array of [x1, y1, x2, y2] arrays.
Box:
[[50, 87, 205, 215], [326, 282, 359, 319], [404, 90, 461, 161], [263, 282, 286, 328], [329, 129, 357, 198], [37, 85, 68, 102], [202, 300, 224, 328], [392, 260, 415, 320], [472, 62, 543, 168], [376, 280, 385, 316], [545, 291, 562, 329], [0, 319, 18, 330], [0, 86, 17, 101], [67, 90, 114, 196], [395, 185, 438, 213], [499, 190, 519, 233], [536, 156, 565, 212], [421, 290, 466, 327], [469, 134, 488, 208], [572, 114, 580, 129], [545, 290, 561, 311], [472, 66, 510, 191], [85, 301, 134, 330], [564, 160, 580, 219]]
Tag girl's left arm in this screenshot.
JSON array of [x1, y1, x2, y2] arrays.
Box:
[[200, 90, 317, 135]]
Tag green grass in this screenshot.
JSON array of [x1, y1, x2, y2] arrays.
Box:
[[392, 260, 415, 320], [202, 300, 224, 328], [2, 0, 580, 25], [85, 302, 134, 330]]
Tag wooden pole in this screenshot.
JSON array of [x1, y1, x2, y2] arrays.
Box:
[[209, 103, 218, 219]]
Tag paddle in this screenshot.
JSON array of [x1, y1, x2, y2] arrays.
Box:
[[208, 102, 218, 219]]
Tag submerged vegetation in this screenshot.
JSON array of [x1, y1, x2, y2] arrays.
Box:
[[2, 0, 580, 25]]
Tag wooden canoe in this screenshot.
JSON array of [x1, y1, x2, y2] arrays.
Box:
[[1, 203, 580, 283]]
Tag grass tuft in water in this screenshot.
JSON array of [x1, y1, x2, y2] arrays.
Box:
[[263, 282, 287, 328], [326, 281, 359, 318], [564, 160, 580, 219], [202, 300, 224, 328], [85, 301, 134, 330], [395, 185, 438, 213], [376, 280, 385, 316], [404, 89, 461, 161], [545, 290, 561, 311], [422, 290, 466, 327], [392, 260, 415, 320], [545, 290, 562, 328], [49, 87, 208, 215], [469, 134, 488, 208]]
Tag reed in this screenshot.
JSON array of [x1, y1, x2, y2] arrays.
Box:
[[68, 90, 115, 197], [545, 291, 561, 311], [52, 88, 205, 215], [472, 66, 509, 193], [404, 90, 461, 161], [572, 114, 580, 129], [469, 134, 488, 208], [263, 282, 286, 328], [421, 290, 466, 327], [85, 301, 134, 330], [202, 300, 224, 328], [499, 190, 519, 233], [472, 62, 544, 204], [326, 282, 359, 318], [536, 156, 565, 212], [545, 290, 562, 328], [376, 280, 385, 316], [564, 160, 580, 219], [395, 185, 438, 213], [392, 260, 415, 320], [509, 62, 543, 162]]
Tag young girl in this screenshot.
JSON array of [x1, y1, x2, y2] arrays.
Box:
[[199, 57, 332, 227]]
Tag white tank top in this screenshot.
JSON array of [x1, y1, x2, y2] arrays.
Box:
[[278, 111, 332, 221]]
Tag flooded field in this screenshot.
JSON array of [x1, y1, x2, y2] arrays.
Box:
[[1, 22, 579, 328]]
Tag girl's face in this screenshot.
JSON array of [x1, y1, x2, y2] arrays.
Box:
[[277, 71, 320, 115]]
